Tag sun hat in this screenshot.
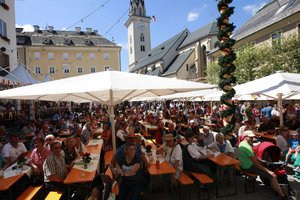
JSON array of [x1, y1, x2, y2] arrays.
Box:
[[164, 133, 176, 141], [242, 130, 256, 137]]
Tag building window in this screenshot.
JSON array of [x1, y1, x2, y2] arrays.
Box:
[[271, 31, 281, 46], [140, 45, 145, 52], [89, 53, 95, 60], [104, 53, 110, 60], [130, 47, 132, 54], [35, 66, 41, 74], [76, 53, 82, 60], [34, 52, 40, 60], [186, 64, 189, 71], [90, 67, 96, 73], [130, 36, 132, 44], [63, 64, 70, 74], [63, 52, 69, 60], [48, 52, 54, 60], [49, 66, 55, 74], [140, 33, 144, 42], [77, 67, 83, 74], [0, 19, 7, 38], [104, 66, 111, 71]]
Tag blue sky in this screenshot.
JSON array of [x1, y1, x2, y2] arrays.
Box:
[[15, 0, 268, 72]]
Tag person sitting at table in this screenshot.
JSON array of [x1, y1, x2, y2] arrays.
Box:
[[102, 123, 112, 152], [187, 119, 200, 136], [276, 126, 289, 159], [75, 134, 86, 156], [43, 140, 68, 192], [44, 134, 55, 150], [184, 133, 215, 180], [285, 130, 300, 164], [1, 133, 28, 165], [208, 133, 234, 186], [258, 117, 275, 132], [285, 114, 300, 130], [30, 137, 51, 185], [238, 120, 254, 144], [199, 126, 215, 147], [153, 120, 166, 145], [156, 133, 183, 185], [82, 122, 93, 145], [116, 122, 128, 148], [237, 130, 287, 200], [114, 143, 147, 200], [62, 136, 79, 170]]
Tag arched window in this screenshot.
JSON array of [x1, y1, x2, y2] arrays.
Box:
[[139, 7, 143, 16], [140, 45, 145, 52], [130, 35, 132, 44], [140, 33, 144, 42]]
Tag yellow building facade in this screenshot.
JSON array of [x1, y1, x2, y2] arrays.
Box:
[[17, 26, 121, 81]]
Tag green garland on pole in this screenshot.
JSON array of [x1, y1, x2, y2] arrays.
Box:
[[216, 0, 237, 137]]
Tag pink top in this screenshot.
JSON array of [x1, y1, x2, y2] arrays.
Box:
[[30, 147, 51, 172]]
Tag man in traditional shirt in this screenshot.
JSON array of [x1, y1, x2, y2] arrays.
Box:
[[43, 141, 68, 191]]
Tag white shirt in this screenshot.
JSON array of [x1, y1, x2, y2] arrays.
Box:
[[187, 143, 205, 159], [162, 143, 183, 172], [2, 142, 27, 163]]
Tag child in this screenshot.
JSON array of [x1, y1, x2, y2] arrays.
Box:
[[285, 130, 300, 164], [293, 146, 300, 182]]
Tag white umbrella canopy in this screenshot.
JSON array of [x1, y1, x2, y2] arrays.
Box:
[[234, 72, 300, 99], [0, 71, 216, 104], [0, 71, 216, 152]]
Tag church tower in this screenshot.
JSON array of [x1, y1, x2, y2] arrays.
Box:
[[125, 0, 151, 71]]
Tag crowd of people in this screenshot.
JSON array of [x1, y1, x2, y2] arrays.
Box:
[[0, 100, 299, 199]]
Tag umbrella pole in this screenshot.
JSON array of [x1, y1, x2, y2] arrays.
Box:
[[278, 93, 283, 127], [109, 90, 116, 154]]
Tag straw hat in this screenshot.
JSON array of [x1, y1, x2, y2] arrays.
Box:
[[164, 133, 176, 141]]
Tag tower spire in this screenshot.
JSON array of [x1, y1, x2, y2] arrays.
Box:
[[129, 0, 146, 17]]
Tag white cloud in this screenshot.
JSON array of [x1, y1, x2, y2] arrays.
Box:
[[186, 4, 208, 22], [243, 2, 267, 16], [187, 12, 199, 22], [16, 24, 34, 32]]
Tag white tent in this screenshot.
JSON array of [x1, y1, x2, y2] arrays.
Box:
[[5, 63, 38, 84], [0, 70, 216, 152]]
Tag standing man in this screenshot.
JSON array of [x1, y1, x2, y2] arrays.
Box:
[[237, 131, 287, 200]]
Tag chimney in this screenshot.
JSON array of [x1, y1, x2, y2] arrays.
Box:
[[86, 28, 92, 33], [48, 26, 54, 32], [75, 27, 81, 33], [33, 25, 40, 32], [93, 30, 98, 34]]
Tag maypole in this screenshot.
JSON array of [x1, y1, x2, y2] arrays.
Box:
[[216, 0, 237, 137]]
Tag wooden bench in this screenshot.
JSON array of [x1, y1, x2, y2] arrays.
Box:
[[17, 185, 43, 200], [235, 164, 257, 193], [190, 172, 214, 200], [178, 172, 194, 200], [45, 191, 63, 200]]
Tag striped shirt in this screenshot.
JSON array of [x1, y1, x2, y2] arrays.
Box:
[[43, 153, 67, 182]]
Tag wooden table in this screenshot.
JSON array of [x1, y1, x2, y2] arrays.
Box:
[[64, 139, 102, 199], [0, 173, 25, 199], [147, 161, 175, 200], [209, 153, 239, 197], [138, 121, 158, 137]]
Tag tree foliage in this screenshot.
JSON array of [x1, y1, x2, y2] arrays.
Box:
[[207, 35, 300, 84]]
